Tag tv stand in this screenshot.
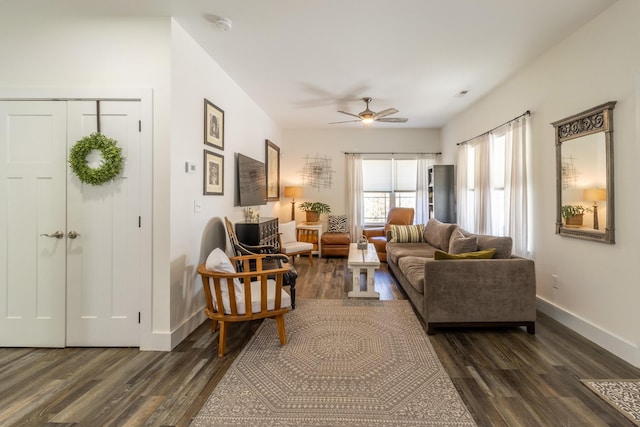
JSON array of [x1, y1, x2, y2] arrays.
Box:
[[235, 217, 279, 248]]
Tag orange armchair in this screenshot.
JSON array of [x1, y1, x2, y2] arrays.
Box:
[[363, 208, 415, 262]]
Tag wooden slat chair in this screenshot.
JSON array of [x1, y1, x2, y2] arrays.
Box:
[[198, 248, 291, 357], [277, 220, 314, 265]]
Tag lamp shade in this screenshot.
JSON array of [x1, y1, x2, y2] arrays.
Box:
[[284, 186, 303, 198], [583, 188, 606, 202]]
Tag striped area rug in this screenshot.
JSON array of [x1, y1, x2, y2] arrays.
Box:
[[193, 299, 476, 426]]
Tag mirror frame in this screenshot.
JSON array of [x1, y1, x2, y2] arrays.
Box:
[[552, 101, 616, 244]]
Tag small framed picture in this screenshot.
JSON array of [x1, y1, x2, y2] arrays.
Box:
[[204, 99, 224, 150], [265, 140, 280, 201], [204, 150, 224, 195]]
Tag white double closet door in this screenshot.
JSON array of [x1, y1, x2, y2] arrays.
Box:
[[0, 99, 142, 347]]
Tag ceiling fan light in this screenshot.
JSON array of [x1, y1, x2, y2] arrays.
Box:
[[361, 111, 375, 123]]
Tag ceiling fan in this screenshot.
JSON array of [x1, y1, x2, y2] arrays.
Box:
[[329, 97, 408, 124]]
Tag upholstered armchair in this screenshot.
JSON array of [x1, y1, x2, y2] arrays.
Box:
[[362, 208, 414, 262]]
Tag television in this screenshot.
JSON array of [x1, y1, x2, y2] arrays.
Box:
[[236, 153, 267, 206]]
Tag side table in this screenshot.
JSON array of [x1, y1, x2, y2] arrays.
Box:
[[296, 223, 323, 256]]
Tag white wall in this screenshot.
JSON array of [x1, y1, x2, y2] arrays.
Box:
[[441, 0, 640, 366], [0, 16, 285, 349], [281, 128, 441, 224], [169, 21, 282, 344], [0, 15, 173, 349]]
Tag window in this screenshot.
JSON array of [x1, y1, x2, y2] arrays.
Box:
[[362, 158, 417, 225]]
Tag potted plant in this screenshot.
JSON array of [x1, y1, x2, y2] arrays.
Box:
[[561, 205, 592, 227], [298, 202, 331, 223]]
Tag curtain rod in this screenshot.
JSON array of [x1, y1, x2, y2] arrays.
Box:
[[456, 110, 530, 146], [344, 151, 441, 155]]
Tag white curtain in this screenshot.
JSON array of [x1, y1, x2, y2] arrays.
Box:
[[415, 153, 439, 224], [472, 134, 491, 234], [456, 144, 470, 231], [503, 115, 529, 256], [346, 153, 363, 240], [457, 114, 530, 255]]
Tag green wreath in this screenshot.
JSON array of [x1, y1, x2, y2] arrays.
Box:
[[69, 132, 123, 186]]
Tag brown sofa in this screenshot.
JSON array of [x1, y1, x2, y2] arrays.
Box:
[[363, 207, 414, 262], [386, 218, 536, 335]]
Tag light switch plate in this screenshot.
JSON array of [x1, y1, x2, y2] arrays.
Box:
[[194, 200, 202, 213], [185, 161, 196, 174]]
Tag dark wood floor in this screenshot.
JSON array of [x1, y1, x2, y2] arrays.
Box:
[[1, 257, 638, 426]]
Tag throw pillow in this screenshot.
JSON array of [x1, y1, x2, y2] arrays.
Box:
[[434, 248, 496, 260], [328, 214, 348, 233], [424, 218, 458, 251], [389, 224, 424, 243], [476, 235, 513, 259], [449, 230, 478, 254], [206, 247, 236, 273], [205, 248, 242, 312], [279, 220, 297, 244]]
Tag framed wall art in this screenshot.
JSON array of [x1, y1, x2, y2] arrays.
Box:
[[265, 140, 280, 201], [204, 150, 224, 195], [204, 98, 224, 149]]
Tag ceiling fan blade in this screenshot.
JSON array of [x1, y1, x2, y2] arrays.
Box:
[[329, 119, 362, 124], [377, 117, 408, 123], [337, 110, 362, 119], [374, 108, 398, 119]]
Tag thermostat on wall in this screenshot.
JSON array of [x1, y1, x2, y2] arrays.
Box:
[[185, 161, 196, 174]]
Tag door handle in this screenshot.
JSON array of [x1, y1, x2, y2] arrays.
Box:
[[68, 231, 80, 239], [40, 230, 64, 239]]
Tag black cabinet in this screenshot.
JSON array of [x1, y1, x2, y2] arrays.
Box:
[[428, 165, 456, 223], [235, 217, 279, 248]]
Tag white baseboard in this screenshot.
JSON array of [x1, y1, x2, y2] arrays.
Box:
[[536, 297, 639, 368], [140, 310, 207, 352], [170, 310, 208, 350]]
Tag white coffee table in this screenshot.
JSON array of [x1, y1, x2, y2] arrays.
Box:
[[347, 243, 380, 299]]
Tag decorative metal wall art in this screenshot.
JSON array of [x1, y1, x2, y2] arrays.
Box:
[[300, 154, 334, 190]]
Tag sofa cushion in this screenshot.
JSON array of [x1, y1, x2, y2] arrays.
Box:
[[397, 256, 430, 295], [389, 224, 424, 243], [424, 219, 458, 251], [458, 230, 513, 259], [386, 242, 438, 264], [477, 235, 512, 259], [328, 214, 348, 232], [449, 229, 478, 254], [434, 248, 496, 260]]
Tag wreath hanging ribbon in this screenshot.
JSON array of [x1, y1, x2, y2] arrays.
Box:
[[68, 132, 123, 186]]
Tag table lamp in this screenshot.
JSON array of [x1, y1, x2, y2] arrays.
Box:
[[583, 188, 606, 230], [284, 186, 303, 221]]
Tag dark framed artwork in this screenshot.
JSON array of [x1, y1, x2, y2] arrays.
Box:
[[204, 150, 224, 195], [204, 99, 224, 149], [265, 140, 280, 201]]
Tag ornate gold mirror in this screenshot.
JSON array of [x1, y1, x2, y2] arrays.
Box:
[[552, 101, 616, 244]]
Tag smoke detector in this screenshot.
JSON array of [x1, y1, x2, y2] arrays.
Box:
[[214, 17, 232, 31]]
